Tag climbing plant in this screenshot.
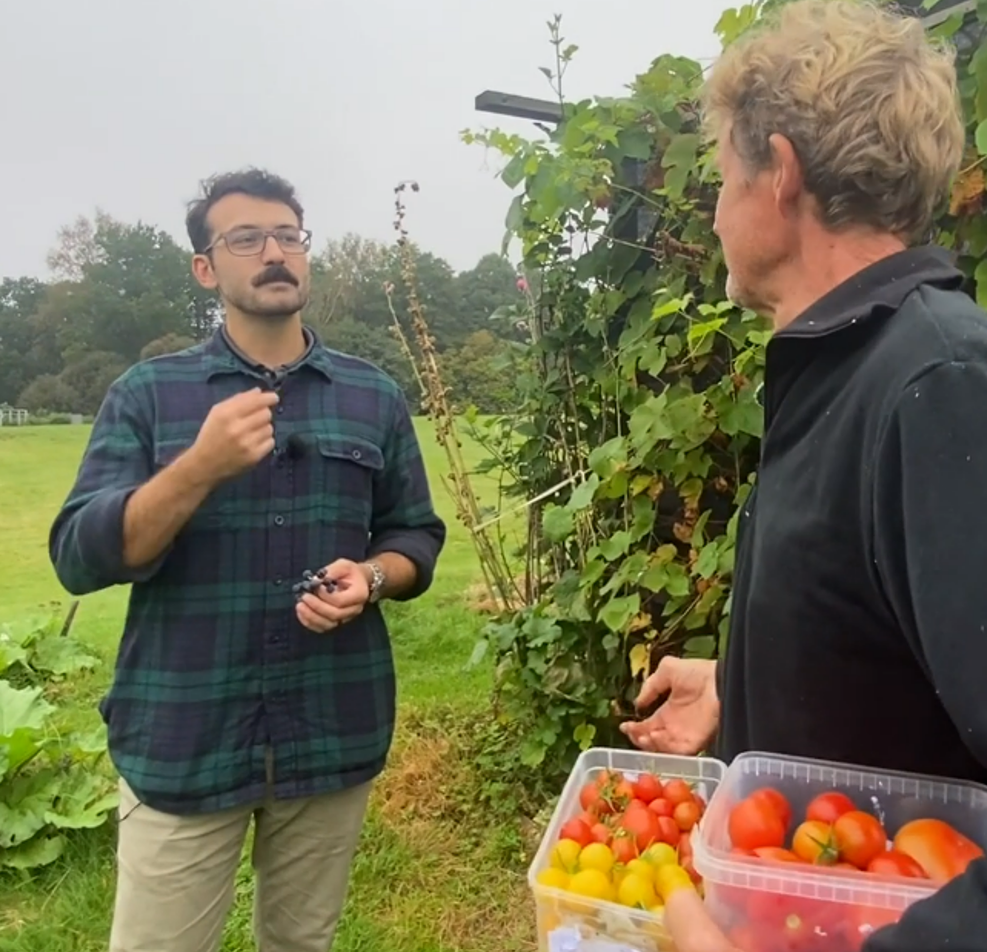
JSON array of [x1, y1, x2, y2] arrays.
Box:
[[459, 0, 987, 778]]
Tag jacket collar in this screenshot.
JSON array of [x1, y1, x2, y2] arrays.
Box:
[[776, 245, 965, 340]]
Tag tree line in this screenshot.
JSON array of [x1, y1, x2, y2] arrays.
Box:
[[0, 212, 526, 418]]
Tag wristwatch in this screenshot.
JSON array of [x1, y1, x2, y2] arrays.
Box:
[[365, 560, 386, 604]]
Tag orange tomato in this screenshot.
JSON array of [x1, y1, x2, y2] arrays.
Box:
[[893, 818, 984, 884], [792, 820, 839, 865]]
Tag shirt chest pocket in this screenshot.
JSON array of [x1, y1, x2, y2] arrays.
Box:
[[309, 435, 385, 530]]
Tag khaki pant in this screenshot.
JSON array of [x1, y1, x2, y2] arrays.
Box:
[[109, 775, 373, 952]]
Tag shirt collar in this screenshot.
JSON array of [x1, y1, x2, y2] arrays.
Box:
[[203, 322, 334, 381]]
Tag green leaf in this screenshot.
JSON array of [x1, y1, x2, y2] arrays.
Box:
[[598, 531, 632, 561], [0, 834, 66, 870], [44, 771, 119, 830], [567, 473, 600, 512], [976, 259, 987, 310], [599, 593, 641, 633], [542, 504, 575, 543], [684, 636, 716, 659], [501, 153, 527, 189], [467, 639, 488, 668], [0, 683, 54, 736], [30, 636, 100, 679], [573, 722, 597, 750], [976, 119, 987, 157], [588, 437, 627, 478], [694, 543, 720, 579], [661, 133, 700, 171]]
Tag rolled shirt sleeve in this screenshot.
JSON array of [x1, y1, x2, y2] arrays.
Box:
[[48, 371, 167, 595], [367, 390, 446, 599]]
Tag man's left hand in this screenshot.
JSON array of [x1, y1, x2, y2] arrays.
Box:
[[295, 558, 371, 633]]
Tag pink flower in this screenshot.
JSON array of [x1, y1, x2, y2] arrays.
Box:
[[516, 276, 528, 292]]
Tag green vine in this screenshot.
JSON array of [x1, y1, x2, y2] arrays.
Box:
[[461, 0, 987, 777]]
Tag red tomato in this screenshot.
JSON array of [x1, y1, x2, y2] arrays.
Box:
[[693, 792, 707, 816], [893, 818, 984, 884], [842, 904, 903, 951], [663, 778, 695, 807], [806, 791, 857, 825], [612, 831, 638, 864], [749, 787, 793, 830], [656, 815, 680, 847], [673, 799, 702, 833], [729, 795, 787, 852], [834, 811, 888, 869], [619, 805, 661, 852], [792, 820, 839, 865], [589, 822, 612, 845], [558, 818, 593, 847], [575, 809, 597, 827], [581, 770, 626, 816], [579, 782, 605, 815], [866, 849, 928, 879], [611, 779, 636, 811], [633, 772, 663, 804], [648, 797, 673, 818]]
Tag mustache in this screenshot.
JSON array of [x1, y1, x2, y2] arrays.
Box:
[[253, 265, 299, 287]]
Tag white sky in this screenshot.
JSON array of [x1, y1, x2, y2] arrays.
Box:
[[0, 0, 729, 279]]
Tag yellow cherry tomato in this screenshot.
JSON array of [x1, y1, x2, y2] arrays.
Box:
[[618, 872, 658, 909], [551, 838, 583, 872], [579, 842, 616, 875], [654, 863, 696, 901], [536, 867, 571, 890], [568, 869, 617, 902]]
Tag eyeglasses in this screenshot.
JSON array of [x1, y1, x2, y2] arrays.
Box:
[[207, 226, 313, 257]]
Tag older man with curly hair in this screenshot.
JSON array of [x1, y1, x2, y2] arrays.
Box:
[[620, 1, 987, 949]]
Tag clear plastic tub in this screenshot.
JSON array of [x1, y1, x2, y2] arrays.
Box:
[[528, 747, 726, 952], [692, 750, 987, 952]]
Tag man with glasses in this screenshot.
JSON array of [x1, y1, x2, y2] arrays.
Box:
[[49, 168, 447, 952]]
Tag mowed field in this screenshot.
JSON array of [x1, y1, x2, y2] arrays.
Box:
[[0, 421, 535, 952]]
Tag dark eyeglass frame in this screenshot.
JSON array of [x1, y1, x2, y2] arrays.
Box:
[[204, 226, 313, 257]]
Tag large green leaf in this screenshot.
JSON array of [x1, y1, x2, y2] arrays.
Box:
[[0, 682, 53, 736], [0, 834, 66, 869]]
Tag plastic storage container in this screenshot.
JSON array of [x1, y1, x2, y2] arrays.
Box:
[[528, 747, 726, 952], [692, 750, 987, 952]]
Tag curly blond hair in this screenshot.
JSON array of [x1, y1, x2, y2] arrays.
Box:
[[701, 0, 965, 242]]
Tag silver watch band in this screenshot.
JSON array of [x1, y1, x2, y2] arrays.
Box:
[[366, 561, 385, 603]]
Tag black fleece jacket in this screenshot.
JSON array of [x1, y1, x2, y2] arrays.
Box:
[[715, 246, 987, 950]]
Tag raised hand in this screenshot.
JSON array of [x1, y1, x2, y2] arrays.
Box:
[[619, 656, 720, 755], [187, 388, 279, 484]]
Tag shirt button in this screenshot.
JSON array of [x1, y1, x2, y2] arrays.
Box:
[[273, 577, 283, 586], [352, 449, 362, 460], [274, 515, 285, 526], [276, 405, 285, 415]]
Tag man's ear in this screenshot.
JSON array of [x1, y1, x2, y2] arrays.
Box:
[[191, 253, 218, 291], [768, 133, 804, 214]]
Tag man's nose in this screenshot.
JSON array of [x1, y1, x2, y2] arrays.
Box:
[[260, 234, 286, 264]]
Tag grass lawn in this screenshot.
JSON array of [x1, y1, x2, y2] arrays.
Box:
[[0, 420, 536, 952]]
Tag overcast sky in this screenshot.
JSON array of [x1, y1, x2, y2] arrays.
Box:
[[1, 0, 729, 280]]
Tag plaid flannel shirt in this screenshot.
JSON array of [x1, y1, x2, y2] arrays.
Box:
[[49, 326, 446, 814]]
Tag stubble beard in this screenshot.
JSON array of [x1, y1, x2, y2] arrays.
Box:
[[223, 281, 310, 322]]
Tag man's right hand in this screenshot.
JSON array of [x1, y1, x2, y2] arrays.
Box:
[[619, 656, 719, 755], [186, 388, 279, 485]]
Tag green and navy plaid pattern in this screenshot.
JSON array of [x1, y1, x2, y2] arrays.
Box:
[[49, 327, 446, 815]]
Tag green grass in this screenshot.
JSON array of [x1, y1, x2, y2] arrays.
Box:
[[0, 421, 536, 952]]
